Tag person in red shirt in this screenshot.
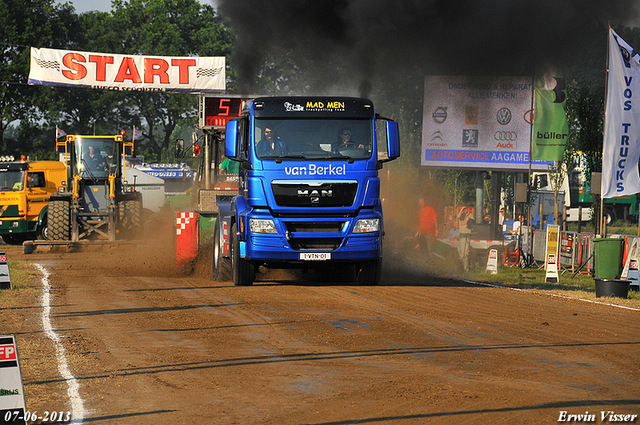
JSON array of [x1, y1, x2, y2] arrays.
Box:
[[418, 197, 438, 257]]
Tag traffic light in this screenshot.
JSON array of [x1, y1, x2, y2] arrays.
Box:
[[193, 144, 201, 157]]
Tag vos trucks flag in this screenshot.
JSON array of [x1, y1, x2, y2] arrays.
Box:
[[602, 28, 640, 198], [28, 47, 225, 93], [532, 66, 569, 161]]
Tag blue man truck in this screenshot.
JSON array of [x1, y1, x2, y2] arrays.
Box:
[[212, 96, 400, 286]]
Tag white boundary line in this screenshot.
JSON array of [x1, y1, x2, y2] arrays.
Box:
[[463, 279, 640, 312], [36, 264, 86, 424]]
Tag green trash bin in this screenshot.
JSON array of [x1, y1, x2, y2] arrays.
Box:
[[593, 238, 624, 279]]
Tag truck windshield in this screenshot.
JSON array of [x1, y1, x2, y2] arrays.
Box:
[[254, 118, 373, 160], [75, 138, 116, 179], [0, 170, 25, 191]]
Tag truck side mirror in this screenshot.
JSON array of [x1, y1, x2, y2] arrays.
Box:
[[376, 119, 400, 167], [225, 120, 239, 159], [386, 121, 400, 159]]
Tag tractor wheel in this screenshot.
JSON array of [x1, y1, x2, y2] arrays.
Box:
[[48, 199, 70, 241], [231, 223, 255, 286], [213, 222, 231, 282], [118, 199, 142, 238], [357, 259, 382, 286]]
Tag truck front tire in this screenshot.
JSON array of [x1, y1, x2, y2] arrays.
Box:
[[213, 222, 231, 282], [231, 223, 255, 286], [357, 259, 381, 286]]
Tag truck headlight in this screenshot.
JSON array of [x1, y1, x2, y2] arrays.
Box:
[[249, 218, 278, 234], [353, 218, 379, 233]]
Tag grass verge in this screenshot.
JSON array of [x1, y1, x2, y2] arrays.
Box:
[[464, 264, 640, 308]]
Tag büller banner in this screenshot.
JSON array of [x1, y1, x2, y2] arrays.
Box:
[[602, 28, 640, 198], [28, 47, 226, 93]]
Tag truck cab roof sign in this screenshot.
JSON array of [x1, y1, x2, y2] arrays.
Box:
[[252, 97, 375, 118]]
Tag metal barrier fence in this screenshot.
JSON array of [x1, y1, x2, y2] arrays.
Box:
[[527, 229, 595, 274]]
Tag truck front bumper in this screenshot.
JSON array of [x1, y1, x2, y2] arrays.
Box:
[[239, 209, 383, 263], [245, 233, 382, 262]]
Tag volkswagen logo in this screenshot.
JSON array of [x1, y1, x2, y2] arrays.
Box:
[[494, 131, 517, 141], [496, 107, 512, 125]]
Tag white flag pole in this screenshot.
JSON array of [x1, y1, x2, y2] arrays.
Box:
[[601, 26, 611, 237]]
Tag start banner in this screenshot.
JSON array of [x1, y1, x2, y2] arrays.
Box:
[[28, 47, 225, 93]]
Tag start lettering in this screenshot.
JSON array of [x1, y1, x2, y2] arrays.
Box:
[[61, 53, 196, 84]]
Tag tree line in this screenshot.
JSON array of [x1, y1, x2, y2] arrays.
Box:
[[0, 0, 233, 162]]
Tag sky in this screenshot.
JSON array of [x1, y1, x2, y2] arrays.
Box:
[[61, 0, 112, 13], [59, 0, 219, 14]]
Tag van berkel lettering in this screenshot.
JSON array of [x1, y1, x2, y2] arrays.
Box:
[[284, 164, 346, 176]]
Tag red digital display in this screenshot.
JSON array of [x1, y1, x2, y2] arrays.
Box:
[[203, 97, 245, 128]]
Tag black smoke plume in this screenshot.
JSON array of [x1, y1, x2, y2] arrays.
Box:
[[217, 0, 640, 94]]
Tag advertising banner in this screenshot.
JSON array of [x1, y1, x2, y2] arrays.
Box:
[[602, 28, 640, 198], [29, 47, 225, 93], [532, 66, 569, 161], [422, 75, 549, 171]]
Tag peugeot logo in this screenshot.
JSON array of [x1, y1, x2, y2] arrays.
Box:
[[494, 131, 517, 141]]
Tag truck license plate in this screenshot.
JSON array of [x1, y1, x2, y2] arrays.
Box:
[[300, 253, 331, 261]]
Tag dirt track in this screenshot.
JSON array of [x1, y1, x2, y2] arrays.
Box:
[[3, 241, 640, 424]]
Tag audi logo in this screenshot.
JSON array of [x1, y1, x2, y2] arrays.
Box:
[[494, 131, 517, 141]]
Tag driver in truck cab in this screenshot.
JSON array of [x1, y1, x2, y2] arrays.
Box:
[[332, 127, 364, 153], [84, 145, 106, 171], [256, 126, 289, 156]]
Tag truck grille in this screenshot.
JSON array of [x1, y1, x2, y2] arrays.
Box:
[[272, 181, 357, 207], [288, 238, 343, 251], [285, 221, 345, 233]]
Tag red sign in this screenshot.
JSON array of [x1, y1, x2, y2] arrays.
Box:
[[0, 344, 17, 361]]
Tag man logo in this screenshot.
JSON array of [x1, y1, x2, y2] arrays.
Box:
[[298, 189, 333, 205], [496, 107, 512, 125], [494, 131, 517, 141], [432, 106, 447, 124]]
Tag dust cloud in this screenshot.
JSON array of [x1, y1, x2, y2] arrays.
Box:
[[380, 161, 463, 282]]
